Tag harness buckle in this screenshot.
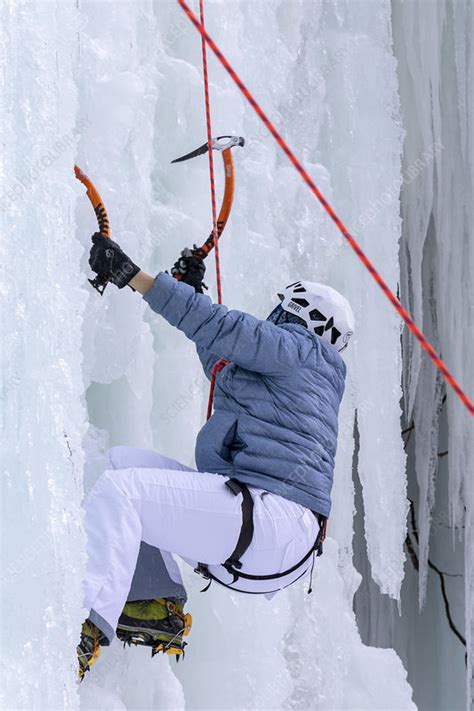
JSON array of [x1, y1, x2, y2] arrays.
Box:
[[224, 559, 242, 571], [194, 563, 211, 579]]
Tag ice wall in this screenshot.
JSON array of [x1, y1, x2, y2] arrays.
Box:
[[2, 0, 418, 708], [310, 0, 407, 599], [1, 2, 87, 708], [392, 0, 473, 704]]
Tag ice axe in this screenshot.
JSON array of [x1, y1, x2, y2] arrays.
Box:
[[74, 165, 111, 294], [171, 135, 244, 265]]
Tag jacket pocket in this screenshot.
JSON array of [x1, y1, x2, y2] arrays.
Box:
[[220, 419, 248, 463]]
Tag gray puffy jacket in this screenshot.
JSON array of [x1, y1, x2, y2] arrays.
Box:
[[144, 272, 346, 517]]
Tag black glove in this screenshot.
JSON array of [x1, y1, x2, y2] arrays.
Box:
[[88, 232, 140, 291], [171, 247, 207, 294]]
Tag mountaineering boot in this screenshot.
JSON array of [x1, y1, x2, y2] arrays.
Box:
[[77, 619, 107, 681], [116, 598, 192, 659]]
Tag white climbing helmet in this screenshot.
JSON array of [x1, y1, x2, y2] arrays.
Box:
[[278, 280, 354, 352]]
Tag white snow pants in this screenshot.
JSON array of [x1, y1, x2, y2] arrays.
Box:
[[83, 446, 319, 641]]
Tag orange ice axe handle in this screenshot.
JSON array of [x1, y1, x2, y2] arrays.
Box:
[[171, 136, 244, 278], [74, 164, 111, 294]]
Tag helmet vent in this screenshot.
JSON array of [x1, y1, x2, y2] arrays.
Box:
[[309, 308, 326, 322], [292, 298, 310, 308], [293, 286, 306, 293]]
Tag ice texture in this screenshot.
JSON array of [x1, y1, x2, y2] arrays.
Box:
[[4, 0, 469, 708], [1, 1, 88, 707], [393, 0, 473, 705]]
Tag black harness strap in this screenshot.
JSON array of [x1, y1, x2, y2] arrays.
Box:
[[197, 563, 311, 596], [195, 479, 327, 593], [223, 479, 254, 575]]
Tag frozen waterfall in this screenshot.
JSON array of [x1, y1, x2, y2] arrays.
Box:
[[1, 1, 471, 710]]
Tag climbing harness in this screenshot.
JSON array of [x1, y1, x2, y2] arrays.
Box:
[[177, 0, 474, 416], [74, 164, 111, 294], [195, 479, 328, 594]]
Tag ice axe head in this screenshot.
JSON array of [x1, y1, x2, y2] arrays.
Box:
[[171, 135, 245, 164]]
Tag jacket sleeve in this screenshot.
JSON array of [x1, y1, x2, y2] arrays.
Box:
[[143, 272, 312, 376], [195, 344, 220, 381]]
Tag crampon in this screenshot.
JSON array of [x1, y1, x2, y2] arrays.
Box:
[[77, 619, 107, 681], [116, 598, 192, 660]]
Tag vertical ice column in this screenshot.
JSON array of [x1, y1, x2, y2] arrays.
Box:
[[393, 0, 446, 607], [313, 0, 407, 598], [73, 1, 168, 708], [75, 0, 158, 410], [0, 1, 87, 707], [393, 0, 473, 704]]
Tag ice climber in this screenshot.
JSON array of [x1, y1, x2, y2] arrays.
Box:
[[77, 233, 354, 679]]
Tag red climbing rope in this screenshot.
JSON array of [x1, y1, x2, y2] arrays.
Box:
[[199, 0, 223, 419], [199, 0, 222, 305], [178, 0, 474, 417]]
